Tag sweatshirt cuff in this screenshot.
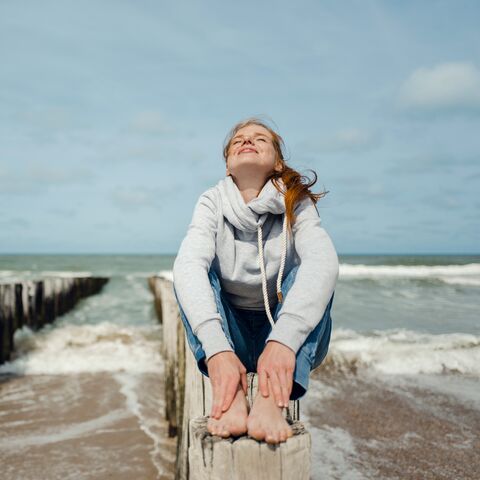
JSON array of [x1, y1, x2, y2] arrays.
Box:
[[195, 319, 234, 362], [265, 313, 314, 355]]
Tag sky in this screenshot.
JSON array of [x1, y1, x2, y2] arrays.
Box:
[[0, 0, 479, 255]]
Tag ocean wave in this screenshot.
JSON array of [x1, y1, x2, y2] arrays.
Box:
[[326, 327, 480, 376], [339, 263, 480, 286], [157, 270, 173, 282], [0, 270, 93, 283], [0, 321, 163, 376]]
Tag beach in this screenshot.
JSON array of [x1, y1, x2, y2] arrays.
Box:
[[0, 371, 176, 479], [1, 254, 479, 479]]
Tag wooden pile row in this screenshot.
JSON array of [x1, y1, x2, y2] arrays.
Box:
[[148, 274, 311, 480], [0, 276, 109, 365]]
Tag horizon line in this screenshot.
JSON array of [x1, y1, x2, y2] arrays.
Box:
[[1, 252, 479, 257]]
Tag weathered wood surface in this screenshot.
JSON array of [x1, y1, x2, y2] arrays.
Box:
[[149, 274, 311, 480], [0, 276, 109, 365], [188, 417, 311, 480]]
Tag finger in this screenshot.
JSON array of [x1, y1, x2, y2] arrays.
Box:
[[258, 368, 269, 397], [278, 369, 289, 407], [241, 371, 248, 396], [211, 382, 226, 419], [285, 368, 294, 400], [268, 370, 284, 408], [221, 378, 238, 412]]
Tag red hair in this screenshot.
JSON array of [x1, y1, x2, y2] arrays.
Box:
[[222, 115, 329, 234]]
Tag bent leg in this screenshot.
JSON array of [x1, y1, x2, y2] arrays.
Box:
[[270, 265, 335, 400], [290, 292, 334, 399], [173, 268, 253, 377]]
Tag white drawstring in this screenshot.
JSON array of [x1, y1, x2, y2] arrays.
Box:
[[257, 214, 288, 328]]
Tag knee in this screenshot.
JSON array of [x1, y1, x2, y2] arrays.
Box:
[[280, 264, 299, 294], [326, 290, 335, 312], [208, 266, 220, 285]]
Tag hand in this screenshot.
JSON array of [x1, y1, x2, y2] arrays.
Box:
[[206, 351, 247, 419], [257, 340, 296, 407]]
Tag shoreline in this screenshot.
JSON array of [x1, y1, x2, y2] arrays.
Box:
[[303, 364, 480, 480]]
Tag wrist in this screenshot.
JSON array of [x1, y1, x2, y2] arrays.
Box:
[[267, 339, 295, 355]]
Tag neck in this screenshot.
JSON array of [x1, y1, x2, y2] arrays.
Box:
[[230, 174, 268, 204]]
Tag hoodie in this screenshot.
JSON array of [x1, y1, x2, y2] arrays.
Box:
[[172, 175, 339, 362]]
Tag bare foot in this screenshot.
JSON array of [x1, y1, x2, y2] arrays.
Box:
[[247, 377, 294, 444], [207, 382, 249, 438]]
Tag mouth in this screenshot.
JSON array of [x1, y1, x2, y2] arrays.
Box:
[[239, 148, 258, 154]]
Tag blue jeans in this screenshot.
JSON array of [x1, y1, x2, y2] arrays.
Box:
[[173, 265, 334, 400]]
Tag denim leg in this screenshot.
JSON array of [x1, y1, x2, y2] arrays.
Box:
[[271, 265, 335, 400], [173, 268, 253, 377], [173, 265, 334, 400]]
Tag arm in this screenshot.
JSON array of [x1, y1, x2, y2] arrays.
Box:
[[257, 197, 339, 405], [173, 191, 247, 417], [172, 190, 234, 361], [265, 196, 339, 354]]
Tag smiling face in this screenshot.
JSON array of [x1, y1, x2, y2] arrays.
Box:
[[225, 124, 281, 181]]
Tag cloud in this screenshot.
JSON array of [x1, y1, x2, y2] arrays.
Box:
[[27, 163, 94, 185], [48, 207, 77, 218], [0, 217, 30, 229], [0, 162, 94, 194], [384, 152, 478, 176], [110, 185, 178, 211], [397, 62, 480, 114], [14, 107, 75, 131], [419, 191, 464, 210], [298, 128, 379, 153], [128, 110, 175, 135]]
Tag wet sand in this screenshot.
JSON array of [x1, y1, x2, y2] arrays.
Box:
[[304, 362, 480, 480], [0, 371, 176, 480], [1, 357, 478, 480]]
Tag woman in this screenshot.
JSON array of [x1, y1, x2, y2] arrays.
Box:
[[173, 116, 339, 445]]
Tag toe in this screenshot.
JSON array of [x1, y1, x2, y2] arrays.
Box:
[[265, 430, 276, 444], [207, 421, 215, 435], [230, 422, 247, 437], [247, 419, 261, 439]]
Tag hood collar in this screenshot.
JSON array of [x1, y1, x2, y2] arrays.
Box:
[[216, 175, 288, 328], [216, 175, 286, 232]]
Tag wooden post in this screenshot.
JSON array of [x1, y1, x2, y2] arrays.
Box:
[[149, 274, 312, 480], [0, 276, 109, 366]]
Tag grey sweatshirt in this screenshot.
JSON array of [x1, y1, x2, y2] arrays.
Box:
[[172, 175, 339, 361]]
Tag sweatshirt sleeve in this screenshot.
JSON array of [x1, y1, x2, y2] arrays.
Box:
[[265, 197, 339, 355], [172, 190, 234, 361]]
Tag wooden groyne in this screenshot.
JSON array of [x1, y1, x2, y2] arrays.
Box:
[[0, 276, 109, 365], [148, 274, 311, 480]]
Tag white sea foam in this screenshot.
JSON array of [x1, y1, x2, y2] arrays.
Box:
[[303, 420, 370, 480], [329, 327, 480, 376], [0, 321, 163, 376], [157, 270, 173, 281], [157, 265, 480, 286], [0, 270, 93, 283], [340, 263, 480, 277], [441, 276, 480, 286], [40, 271, 93, 277], [339, 263, 480, 286]]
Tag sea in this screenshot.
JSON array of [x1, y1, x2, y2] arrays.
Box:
[[0, 254, 479, 480]]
